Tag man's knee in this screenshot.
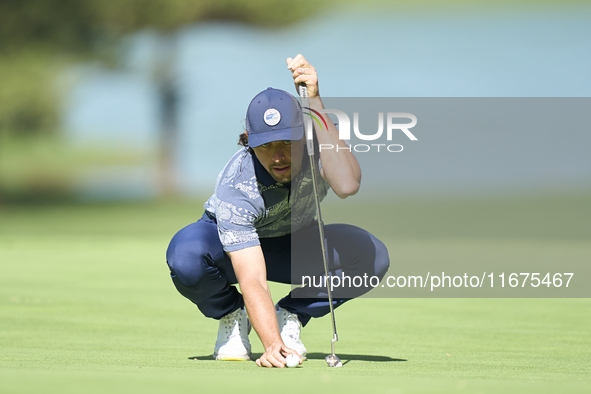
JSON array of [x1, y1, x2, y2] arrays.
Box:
[[167, 238, 209, 287], [372, 236, 390, 279], [166, 222, 220, 287]]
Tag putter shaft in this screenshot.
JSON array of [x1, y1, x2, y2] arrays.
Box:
[[298, 84, 340, 367]]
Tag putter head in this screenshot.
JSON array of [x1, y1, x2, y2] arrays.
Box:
[[325, 354, 343, 368]]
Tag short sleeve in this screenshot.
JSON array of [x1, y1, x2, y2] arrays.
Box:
[[213, 175, 264, 252]]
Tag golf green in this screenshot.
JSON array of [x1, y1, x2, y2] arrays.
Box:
[[1, 197, 589, 393]]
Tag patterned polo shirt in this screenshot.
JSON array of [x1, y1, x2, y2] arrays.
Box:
[[204, 147, 329, 252]]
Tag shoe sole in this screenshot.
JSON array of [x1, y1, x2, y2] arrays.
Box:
[[216, 356, 304, 361], [214, 355, 251, 361]]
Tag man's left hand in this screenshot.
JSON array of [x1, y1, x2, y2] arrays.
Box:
[[286, 54, 319, 97]]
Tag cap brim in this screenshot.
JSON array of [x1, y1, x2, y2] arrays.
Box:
[[248, 125, 304, 148]]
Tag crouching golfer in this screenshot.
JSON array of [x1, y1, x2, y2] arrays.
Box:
[[166, 54, 390, 368]]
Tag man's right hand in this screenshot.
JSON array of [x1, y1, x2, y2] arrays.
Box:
[[229, 246, 303, 368], [256, 341, 302, 368]]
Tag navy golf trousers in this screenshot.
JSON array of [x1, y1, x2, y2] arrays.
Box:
[[166, 212, 390, 326]]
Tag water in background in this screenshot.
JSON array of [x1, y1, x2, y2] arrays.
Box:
[[62, 7, 591, 199]]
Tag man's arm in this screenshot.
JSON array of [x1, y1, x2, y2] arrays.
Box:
[[287, 54, 361, 199], [228, 246, 300, 368]]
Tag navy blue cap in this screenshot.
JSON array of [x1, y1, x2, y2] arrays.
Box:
[[246, 87, 304, 148]]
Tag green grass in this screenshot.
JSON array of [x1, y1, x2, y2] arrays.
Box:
[[0, 134, 152, 202], [1, 196, 590, 393]]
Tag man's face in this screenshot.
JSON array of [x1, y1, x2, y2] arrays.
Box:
[[252, 138, 305, 183]]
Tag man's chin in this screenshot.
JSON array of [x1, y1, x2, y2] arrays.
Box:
[[271, 173, 292, 183], [270, 167, 292, 183]]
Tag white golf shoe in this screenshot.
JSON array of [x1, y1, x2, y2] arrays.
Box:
[[276, 306, 307, 360], [213, 307, 252, 361]]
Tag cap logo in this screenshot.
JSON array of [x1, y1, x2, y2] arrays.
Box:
[[263, 108, 281, 126]]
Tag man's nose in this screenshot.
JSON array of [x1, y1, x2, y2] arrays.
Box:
[[272, 145, 288, 161]]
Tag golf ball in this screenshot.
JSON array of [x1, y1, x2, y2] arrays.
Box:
[[285, 354, 299, 368]]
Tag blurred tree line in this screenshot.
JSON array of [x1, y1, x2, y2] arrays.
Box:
[[0, 0, 330, 138], [0, 0, 579, 138], [0, 0, 334, 201]]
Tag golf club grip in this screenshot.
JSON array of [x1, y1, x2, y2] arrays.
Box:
[[298, 84, 315, 156], [298, 83, 308, 98]]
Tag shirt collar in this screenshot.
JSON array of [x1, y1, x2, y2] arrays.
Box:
[[252, 152, 277, 187]]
